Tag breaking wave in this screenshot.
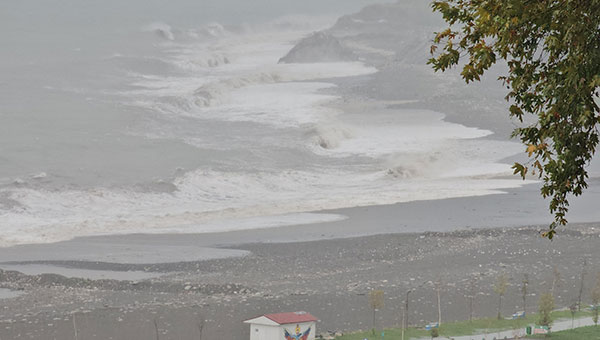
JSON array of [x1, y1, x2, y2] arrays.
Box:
[[143, 22, 176, 40], [0, 6, 533, 250], [193, 72, 283, 107], [0, 167, 528, 247], [308, 124, 355, 150], [142, 22, 229, 42]]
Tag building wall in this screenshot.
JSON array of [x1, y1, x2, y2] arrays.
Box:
[[248, 321, 316, 340], [278, 321, 316, 340], [249, 324, 280, 340]]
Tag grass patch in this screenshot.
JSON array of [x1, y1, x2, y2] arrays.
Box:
[[528, 325, 600, 339], [334, 310, 594, 340], [333, 327, 429, 340]]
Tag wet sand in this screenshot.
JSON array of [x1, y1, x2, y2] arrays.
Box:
[[1, 181, 600, 267]]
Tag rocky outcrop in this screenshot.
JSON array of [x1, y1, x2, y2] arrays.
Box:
[[278, 32, 357, 63]]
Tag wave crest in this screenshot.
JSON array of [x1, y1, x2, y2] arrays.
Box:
[[143, 22, 176, 40], [143, 22, 229, 42], [173, 53, 230, 71], [193, 72, 282, 107], [309, 124, 355, 150]]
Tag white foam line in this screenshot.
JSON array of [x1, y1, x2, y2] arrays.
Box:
[[0, 264, 162, 281], [0, 174, 532, 248]]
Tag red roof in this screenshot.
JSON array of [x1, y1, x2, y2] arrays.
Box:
[[264, 311, 318, 325]]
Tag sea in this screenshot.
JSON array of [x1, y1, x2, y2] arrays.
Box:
[[0, 0, 528, 246]]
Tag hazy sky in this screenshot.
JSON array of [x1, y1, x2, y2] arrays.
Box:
[[1, 0, 389, 28]]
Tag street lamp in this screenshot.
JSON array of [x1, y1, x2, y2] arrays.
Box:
[[401, 289, 413, 340]]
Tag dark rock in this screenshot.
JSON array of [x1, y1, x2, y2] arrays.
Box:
[[279, 32, 356, 63]]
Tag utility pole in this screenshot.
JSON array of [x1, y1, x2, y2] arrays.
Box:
[[402, 289, 412, 340], [578, 258, 587, 311], [405, 289, 412, 330], [468, 275, 478, 322], [154, 318, 160, 340], [522, 274, 529, 316], [197, 318, 205, 340], [402, 281, 426, 340], [401, 306, 405, 340], [72, 313, 79, 340], [435, 278, 442, 326]]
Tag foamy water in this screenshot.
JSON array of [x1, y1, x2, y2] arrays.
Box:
[[0, 0, 529, 247]]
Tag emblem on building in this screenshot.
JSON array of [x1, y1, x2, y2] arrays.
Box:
[[284, 324, 311, 340]]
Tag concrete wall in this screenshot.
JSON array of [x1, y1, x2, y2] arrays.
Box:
[[248, 321, 316, 340], [249, 324, 280, 340], [279, 322, 316, 340]]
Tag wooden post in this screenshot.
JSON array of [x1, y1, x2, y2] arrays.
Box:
[[154, 318, 160, 340], [578, 258, 587, 311], [197, 318, 204, 340], [401, 306, 405, 340], [522, 274, 529, 316], [72, 313, 79, 340], [404, 290, 412, 330], [435, 279, 442, 327]]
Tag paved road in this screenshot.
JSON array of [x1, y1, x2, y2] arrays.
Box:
[[416, 316, 596, 340]]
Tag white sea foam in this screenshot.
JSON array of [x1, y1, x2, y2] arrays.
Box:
[[122, 24, 376, 115], [201, 82, 338, 127], [0, 12, 531, 248], [0, 169, 530, 247], [143, 22, 176, 41], [0, 288, 22, 300], [319, 110, 492, 156], [0, 264, 163, 281]]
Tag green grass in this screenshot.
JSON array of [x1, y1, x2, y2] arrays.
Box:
[[332, 327, 429, 340], [335, 310, 593, 340], [528, 325, 600, 339]]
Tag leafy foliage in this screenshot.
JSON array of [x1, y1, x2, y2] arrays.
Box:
[[538, 292, 555, 327], [368, 289, 385, 310], [493, 273, 509, 319], [368, 290, 384, 334], [429, 0, 600, 239], [521, 274, 529, 315], [335, 311, 591, 340]]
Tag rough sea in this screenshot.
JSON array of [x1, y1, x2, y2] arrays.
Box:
[[0, 0, 528, 246]]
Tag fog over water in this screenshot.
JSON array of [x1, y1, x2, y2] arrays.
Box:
[[0, 0, 532, 246]]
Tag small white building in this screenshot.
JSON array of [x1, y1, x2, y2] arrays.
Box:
[[244, 311, 318, 340]]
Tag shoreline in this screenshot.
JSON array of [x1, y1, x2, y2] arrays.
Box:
[[1, 172, 600, 340], [1, 180, 599, 339], [1, 180, 600, 266], [1, 222, 600, 339]]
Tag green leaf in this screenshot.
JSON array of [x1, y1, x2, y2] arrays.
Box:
[[430, 0, 600, 238]]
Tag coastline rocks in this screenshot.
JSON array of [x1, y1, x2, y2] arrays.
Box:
[[279, 32, 357, 63]]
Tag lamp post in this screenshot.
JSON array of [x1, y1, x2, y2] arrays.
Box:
[[401, 289, 413, 340]]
